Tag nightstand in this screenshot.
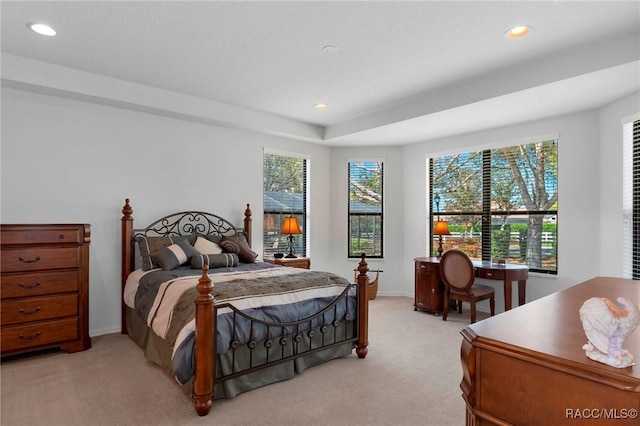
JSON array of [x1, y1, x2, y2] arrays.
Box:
[[264, 257, 310, 269], [413, 257, 447, 315]]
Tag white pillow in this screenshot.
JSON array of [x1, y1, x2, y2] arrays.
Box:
[[194, 236, 223, 255]]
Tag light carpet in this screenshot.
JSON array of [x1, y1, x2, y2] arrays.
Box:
[[1, 296, 487, 426]]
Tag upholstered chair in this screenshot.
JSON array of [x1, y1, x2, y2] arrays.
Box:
[[439, 249, 495, 324]]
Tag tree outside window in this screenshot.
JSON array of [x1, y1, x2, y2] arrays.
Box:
[[430, 140, 558, 274]]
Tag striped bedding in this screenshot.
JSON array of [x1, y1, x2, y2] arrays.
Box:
[[124, 262, 356, 384]]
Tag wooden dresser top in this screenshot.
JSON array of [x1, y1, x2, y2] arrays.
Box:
[[466, 276, 640, 384]]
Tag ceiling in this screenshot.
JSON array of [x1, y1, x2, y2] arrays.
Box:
[[1, 1, 639, 146]]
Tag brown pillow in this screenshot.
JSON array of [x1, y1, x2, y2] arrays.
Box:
[[220, 234, 258, 263]]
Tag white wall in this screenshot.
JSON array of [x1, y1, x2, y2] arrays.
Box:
[[1, 88, 333, 336], [3, 86, 638, 335], [328, 146, 405, 292]]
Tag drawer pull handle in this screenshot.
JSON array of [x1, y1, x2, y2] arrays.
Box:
[[18, 281, 42, 289], [486, 272, 492, 277], [58, 234, 65, 239], [421, 265, 426, 269], [19, 306, 41, 316], [18, 331, 41, 341], [18, 255, 41, 264]]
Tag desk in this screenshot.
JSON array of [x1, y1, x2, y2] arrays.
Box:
[[413, 257, 528, 312], [460, 277, 640, 425]]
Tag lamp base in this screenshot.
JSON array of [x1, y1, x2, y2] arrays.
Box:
[[437, 236, 444, 257], [284, 234, 297, 258]]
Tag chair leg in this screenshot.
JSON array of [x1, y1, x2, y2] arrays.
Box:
[[470, 302, 476, 324], [442, 291, 449, 321], [458, 301, 462, 314], [490, 296, 495, 317]]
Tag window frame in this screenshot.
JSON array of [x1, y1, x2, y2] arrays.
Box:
[[263, 152, 308, 259], [429, 141, 558, 274], [348, 160, 384, 259]]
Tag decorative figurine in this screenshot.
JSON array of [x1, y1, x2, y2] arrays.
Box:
[[579, 296, 640, 368]]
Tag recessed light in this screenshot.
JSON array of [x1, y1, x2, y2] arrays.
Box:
[[505, 25, 530, 39], [313, 104, 328, 110], [28, 23, 56, 37]]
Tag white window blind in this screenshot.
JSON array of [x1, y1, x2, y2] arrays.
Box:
[[622, 119, 639, 279]]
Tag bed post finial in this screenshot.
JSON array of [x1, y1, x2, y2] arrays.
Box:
[[244, 203, 252, 247], [121, 198, 134, 335], [193, 266, 214, 416], [122, 198, 133, 219], [355, 253, 369, 359]]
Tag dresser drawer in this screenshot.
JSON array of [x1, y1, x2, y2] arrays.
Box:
[[1, 247, 79, 273], [1, 317, 78, 352], [0, 270, 79, 299], [1, 226, 84, 245], [415, 261, 437, 272], [476, 267, 505, 280], [1, 294, 78, 325]]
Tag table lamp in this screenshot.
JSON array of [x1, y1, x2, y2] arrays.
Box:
[[281, 216, 302, 258], [433, 220, 450, 257]]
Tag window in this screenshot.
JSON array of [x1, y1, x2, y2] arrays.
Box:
[[622, 119, 639, 279], [263, 153, 307, 258], [429, 140, 558, 274], [348, 161, 383, 258]]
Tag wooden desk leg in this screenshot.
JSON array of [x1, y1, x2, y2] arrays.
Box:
[[503, 278, 512, 311], [518, 280, 526, 306]]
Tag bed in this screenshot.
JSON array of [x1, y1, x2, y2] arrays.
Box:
[[120, 199, 370, 416]]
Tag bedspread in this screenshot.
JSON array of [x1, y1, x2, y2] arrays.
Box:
[[128, 262, 356, 384]]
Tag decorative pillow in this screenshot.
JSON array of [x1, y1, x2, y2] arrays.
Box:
[[193, 236, 223, 255], [220, 234, 258, 263], [223, 233, 253, 249], [152, 239, 196, 271], [202, 234, 223, 245], [191, 253, 239, 269], [136, 234, 196, 271]]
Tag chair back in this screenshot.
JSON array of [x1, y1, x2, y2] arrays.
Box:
[[439, 249, 475, 292]]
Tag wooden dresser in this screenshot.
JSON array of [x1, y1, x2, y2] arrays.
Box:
[[460, 277, 639, 425], [1, 224, 91, 356]]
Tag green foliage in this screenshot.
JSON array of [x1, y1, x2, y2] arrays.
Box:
[[264, 154, 304, 193], [491, 225, 511, 258], [349, 237, 382, 257]]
